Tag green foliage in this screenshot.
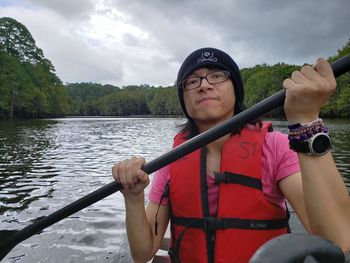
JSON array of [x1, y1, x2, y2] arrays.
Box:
[[0, 17, 45, 64], [0, 17, 68, 119], [321, 39, 350, 118], [65, 83, 181, 116], [1, 17, 349, 119], [146, 86, 180, 115], [241, 39, 350, 118], [242, 63, 300, 117], [66, 82, 119, 115]]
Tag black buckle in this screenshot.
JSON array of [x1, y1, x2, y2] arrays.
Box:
[[203, 217, 222, 232], [214, 172, 227, 184]]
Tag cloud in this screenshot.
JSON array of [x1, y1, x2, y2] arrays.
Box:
[[0, 2, 124, 85], [108, 0, 350, 67], [0, 0, 349, 86], [22, 0, 95, 20]]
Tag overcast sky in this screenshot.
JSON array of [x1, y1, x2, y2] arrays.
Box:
[[1, 0, 349, 87]]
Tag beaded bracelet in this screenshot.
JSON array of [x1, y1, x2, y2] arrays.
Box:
[[288, 118, 329, 142]]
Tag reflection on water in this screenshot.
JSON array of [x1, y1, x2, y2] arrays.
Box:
[[0, 117, 349, 262], [0, 120, 59, 216], [330, 121, 350, 187], [0, 118, 181, 262]]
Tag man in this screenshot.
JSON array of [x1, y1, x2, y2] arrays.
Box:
[[113, 48, 350, 262]]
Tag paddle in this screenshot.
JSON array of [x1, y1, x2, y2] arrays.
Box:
[[1, 54, 350, 261]]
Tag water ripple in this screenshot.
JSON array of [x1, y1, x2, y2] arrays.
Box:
[[1, 117, 349, 262]]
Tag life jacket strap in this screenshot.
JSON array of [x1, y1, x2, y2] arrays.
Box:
[[172, 216, 288, 231], [168, 247, 180, 263], [214, 171, 262, 190], [154, 182, 169, 236]]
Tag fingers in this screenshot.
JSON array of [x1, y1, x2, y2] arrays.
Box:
[[291, 69, 311, 84], [283, 58, 336, 124], [313, 58, 336, 80], [112, 157, 147, 189], [284, 58, 336, 92], [285, 58, 335, 86]]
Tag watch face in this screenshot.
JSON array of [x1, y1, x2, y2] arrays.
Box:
[[311, 133, 331, 155]]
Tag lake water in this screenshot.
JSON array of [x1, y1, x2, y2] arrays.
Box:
[[1, 117, 349, 262]]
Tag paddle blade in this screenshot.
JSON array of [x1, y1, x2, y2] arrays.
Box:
[[0, 230, 19, 261]]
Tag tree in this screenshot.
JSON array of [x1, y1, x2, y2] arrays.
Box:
[[0, 17, 45, 64], [243, 63, 295, 117], [0, 17, 68, 119], [322, 38, 350, 117], [1, 17, 349, 119]]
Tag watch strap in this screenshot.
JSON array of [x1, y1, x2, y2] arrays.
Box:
[[289, 139, 310, 153], [289, 132, 331, 155]]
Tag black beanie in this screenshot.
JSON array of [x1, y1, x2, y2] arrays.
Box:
[[176, 47, 244, 120]]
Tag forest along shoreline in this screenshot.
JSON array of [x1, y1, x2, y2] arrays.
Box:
[[1, 17, 350, 120]]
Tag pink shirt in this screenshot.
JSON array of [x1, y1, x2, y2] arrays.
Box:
[[148, 131, 300, 216]]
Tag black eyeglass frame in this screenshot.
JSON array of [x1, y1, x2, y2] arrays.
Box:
[[181, 70, 231, 91]]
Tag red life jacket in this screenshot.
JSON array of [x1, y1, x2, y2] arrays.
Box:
[[168, 123, 289, 263]]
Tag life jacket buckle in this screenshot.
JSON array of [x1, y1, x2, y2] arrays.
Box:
[[203, 217, 222, 232], [214, 172, 226, 184]]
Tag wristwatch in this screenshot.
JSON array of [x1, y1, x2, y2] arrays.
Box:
[[289, 132, 331, 156]]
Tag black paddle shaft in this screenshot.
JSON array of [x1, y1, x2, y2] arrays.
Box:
[[1, 54, 350, 253]]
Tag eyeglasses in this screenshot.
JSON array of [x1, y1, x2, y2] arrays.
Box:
[[181, 70, 230, 91]]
